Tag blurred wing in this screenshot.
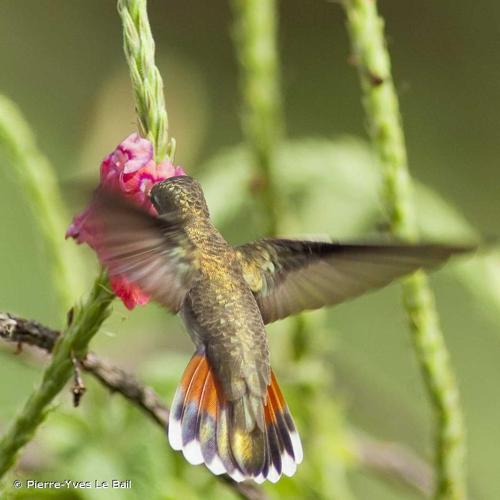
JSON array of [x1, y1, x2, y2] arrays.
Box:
[[89, 189, 199, 312], [236, 239, 473, 324]]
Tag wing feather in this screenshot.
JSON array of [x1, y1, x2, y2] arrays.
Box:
[[236, 239, 473, 323], [88, 189, 199, 312]]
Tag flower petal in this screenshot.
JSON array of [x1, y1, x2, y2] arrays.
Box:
[[66, 133, 186, 308]]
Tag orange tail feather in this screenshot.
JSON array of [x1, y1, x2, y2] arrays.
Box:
[[168, 349, 303, 483]]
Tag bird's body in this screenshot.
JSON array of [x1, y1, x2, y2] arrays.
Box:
[[90, 174, 473, 483], [148, 178, 295, 481], [180, 213, 270, 423]]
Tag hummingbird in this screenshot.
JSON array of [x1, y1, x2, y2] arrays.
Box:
[[90, 175, 472, 483]]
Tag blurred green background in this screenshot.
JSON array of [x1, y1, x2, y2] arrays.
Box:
[[0, 1, 499, 499]]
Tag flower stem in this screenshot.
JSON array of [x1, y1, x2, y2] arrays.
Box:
[[343, 1, 466, 498], [0, 95, 84, 314], [0, 0, 169, 480], [230, 0, 283, 236], [0, 272, 113, 477], [0, 98, 112, 480], [117, 0, 173, 163]]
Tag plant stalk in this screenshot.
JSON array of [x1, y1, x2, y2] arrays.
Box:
[[343, 1, 466, 498], [231, 0, 283, 236]]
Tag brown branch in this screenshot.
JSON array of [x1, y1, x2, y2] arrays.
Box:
[[0, 313, 264, 500], [82, 353, 170, 428], [0, 312, 434, 497], [352, 431, 433, 497], [0, 313, 59, 351]]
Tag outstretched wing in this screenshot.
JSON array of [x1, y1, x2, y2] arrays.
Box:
[[236, 239, 473, 324], [87, 189, 199, 312]]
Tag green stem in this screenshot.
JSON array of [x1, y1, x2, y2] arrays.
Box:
[[231, 0, 283, 236], [0, 272, 113, 477], [0, 0, 170, 480], [117, 0, 173, 162], [343, 1, 465, 498], [231, 2, 355, 498], [0, 96, 84, 314]]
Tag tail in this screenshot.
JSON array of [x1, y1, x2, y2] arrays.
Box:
[[168, 348, 303, 483]]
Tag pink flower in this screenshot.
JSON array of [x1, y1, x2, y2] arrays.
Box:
[[66, 133, 185, 309]]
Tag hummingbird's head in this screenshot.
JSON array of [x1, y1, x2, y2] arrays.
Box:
[[149, 175, 209, 219]]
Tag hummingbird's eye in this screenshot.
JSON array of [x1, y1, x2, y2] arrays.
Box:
[[150, 189, 161, 207]]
